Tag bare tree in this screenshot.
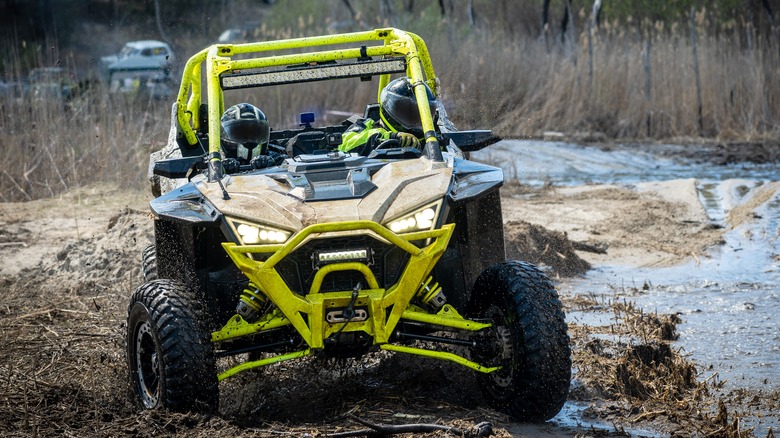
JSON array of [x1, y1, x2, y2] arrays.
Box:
[[341, 0, 357, 22], [690, 8, 704, 135], [380, 0, 396, 26], [541, 0, 551, 32], [590, 0, 602, 30], [588, 0, 602, 92], [153, 0, 171, 47], [467, 0, 476, 27], [760, 0, 779, 56], [562, 0, 577, 63]]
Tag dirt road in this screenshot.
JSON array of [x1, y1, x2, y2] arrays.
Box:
[[0, 149, 778, 436]]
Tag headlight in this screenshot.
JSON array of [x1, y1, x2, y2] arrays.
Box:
[[385, 202, 441, 234], [227, 218, 291, 244]]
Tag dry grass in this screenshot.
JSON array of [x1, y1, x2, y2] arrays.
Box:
[[1, 8, 778, 202], [0, 88, 169, 201], [436, 27, 780, 141]]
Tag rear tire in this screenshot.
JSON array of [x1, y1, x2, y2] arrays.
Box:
[[469, 261, 571, 422], [126, 279, 218, 413], [141, 244, 158, 282]]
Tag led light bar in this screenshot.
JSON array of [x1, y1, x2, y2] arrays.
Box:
[[313, 248, 372, 267], [221, 58, 407, 90]]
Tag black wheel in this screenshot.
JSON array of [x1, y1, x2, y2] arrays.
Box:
[[126, 279, 218, 412], [141, 244, 158, 282], [468, 261, 571, 422]]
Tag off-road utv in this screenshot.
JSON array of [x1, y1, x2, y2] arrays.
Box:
[[128, 28, 571, 422]]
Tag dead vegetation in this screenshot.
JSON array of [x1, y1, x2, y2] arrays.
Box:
[[566, 292, 778, 437]]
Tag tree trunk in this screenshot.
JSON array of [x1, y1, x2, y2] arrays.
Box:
[[588, 0, 601, 93], [563, 0, 577, 64], [760, 0, 779, 57], [645, 34, 653, 136], [689, 8, 704, 136], [542, 0, 551, 33], [341, 0, 357, 22], [380, 0, 396, 27], [590, 0, 602, 30], [154, 0, 171, 47]]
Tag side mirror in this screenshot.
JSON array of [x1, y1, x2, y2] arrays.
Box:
[[153, 155, 206, 179], [443, 130, 501, 152]]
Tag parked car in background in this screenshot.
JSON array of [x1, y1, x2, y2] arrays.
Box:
[[27, 67, 76, 100], [217, 21, 260, 43], [100, 40, 175, 96]]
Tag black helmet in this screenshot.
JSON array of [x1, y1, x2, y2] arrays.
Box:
[[220, 103, 270, 161], [380, 77, 438, 137]]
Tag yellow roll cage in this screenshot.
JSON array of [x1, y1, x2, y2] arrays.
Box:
[[175, 28, 441, 161]]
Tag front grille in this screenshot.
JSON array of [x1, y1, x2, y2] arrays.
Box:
[[275, 234, 409, 293]]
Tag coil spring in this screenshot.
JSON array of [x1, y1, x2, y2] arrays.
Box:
[[236, 282, 268, 322], [416, 276, 446, 310]]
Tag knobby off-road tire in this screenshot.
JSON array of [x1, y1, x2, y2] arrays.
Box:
[[141, 244, 158, 282], [469, 261, 571, 422], [126, 279, 218, 413]]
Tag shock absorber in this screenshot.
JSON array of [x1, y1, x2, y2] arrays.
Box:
[[236, 282, 268, 322], [415, 276, 447, 311]]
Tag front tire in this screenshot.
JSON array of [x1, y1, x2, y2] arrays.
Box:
[[126, 279, 218, 412], [469, 261, 571, 422]]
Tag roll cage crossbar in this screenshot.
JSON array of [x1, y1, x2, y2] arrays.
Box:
[[176, 28, 443, 168]]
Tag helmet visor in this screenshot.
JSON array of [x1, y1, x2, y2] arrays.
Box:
[[381, 92, 437, 133], [222, 119, 270, 147]]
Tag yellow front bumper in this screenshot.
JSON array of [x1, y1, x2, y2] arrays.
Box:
[[213, 220, 497, 381]]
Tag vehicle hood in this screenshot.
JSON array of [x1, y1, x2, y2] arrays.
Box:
[[193, 158, 452, 231]]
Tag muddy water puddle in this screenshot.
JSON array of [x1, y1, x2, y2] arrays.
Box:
[[563, 176, 779, 393], [475, 140, 779, 186], [477, 140, 780, 432]]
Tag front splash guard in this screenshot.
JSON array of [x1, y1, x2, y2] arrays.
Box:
[[215, 220, 497, 380]]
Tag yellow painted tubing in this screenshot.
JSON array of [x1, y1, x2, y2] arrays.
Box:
[[309, 262, 379, 293], [175, 27, 438, 153], [218, 349, 311, 381], [176, 47, 208, 145], [380, 344, 499, 374], [401, 307, 492, 332], [211, 313, 292, 343]]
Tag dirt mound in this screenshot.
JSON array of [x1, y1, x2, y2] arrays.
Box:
[[504, 219, 592, 277], [44, 208, 152, 283]]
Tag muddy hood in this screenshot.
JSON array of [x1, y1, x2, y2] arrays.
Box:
[[194, 158, 453, 232]]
